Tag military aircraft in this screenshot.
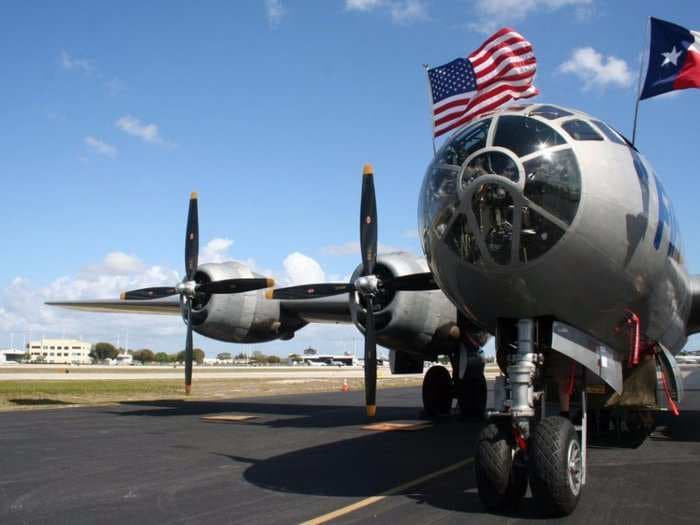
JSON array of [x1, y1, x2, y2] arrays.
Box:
[[49, 104, 694, 516]]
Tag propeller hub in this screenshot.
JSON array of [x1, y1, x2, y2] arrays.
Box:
[[354, 275, 380, 297], [176, 280, 198, 298]]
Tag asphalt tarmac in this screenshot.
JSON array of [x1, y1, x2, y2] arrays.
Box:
[[1, 368, 700, 524]]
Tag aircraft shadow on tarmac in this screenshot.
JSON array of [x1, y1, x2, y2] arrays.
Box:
[[111, 394, 434, 430], [214, 416, 557, 519], [103, 396, 700, 519]]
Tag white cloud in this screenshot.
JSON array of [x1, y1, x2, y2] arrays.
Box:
[[345, 0, 427, 24], [60, 50, 92, 72], [282, 252, 326, 285], [0, 255, 182, 348], [200, 238, 234, 264], [558, 47, 632, 90], [101, 252, 145, 274], [321, 241, 407, 256], [0, 248, 346, 355], [402, 228, 418, 239], [115, 115, 163, 144], [470, 0, 593, 34], [390, 0, 427, 24], [84, 136, 117, 159], [345, 0, 384, 11], [265, 0, 286, 27]]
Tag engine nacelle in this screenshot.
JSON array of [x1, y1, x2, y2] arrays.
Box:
[[349, 252, 467, 359], [187, 262, 306, 343]]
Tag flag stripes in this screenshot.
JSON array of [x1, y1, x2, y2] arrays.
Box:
[[429, 28, 539, 138]]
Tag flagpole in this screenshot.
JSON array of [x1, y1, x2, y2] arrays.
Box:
[[632, 17, 651, 146], [422, 64, 437, 157]]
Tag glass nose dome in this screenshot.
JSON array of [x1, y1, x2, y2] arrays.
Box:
[[419, 112, 581, 267]]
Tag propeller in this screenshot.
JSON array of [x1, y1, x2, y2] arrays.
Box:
[[120, 192, 275, 394], [267, 165, 439, 417]]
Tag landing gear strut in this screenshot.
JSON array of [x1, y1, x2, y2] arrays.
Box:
[[475, 319, 587, 516]]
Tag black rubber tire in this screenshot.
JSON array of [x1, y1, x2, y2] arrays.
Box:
[[457, 373, 487, 419], [529, 416, 582, 516], [422, 365, 452, 417], [475, 423, 528, 511]]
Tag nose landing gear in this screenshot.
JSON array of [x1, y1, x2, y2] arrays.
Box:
[[475, 319, 587, 516]]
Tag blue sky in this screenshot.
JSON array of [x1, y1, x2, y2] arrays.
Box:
[[1, 1, 699, 357]]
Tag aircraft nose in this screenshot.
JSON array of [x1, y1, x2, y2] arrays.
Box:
[[425, 146, 581, 268]]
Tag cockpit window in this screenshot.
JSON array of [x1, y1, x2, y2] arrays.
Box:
[[561, 119, 604, 141], [493, 116, 566, 157], [529, 105, 573, 120], [591, 119, 625, 145], [437, 119, 491, 166], [462, 150, 519, 188], [524, 149, 581, 224], [420, 112, 583, 269]]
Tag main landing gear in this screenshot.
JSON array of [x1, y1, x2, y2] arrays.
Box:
[[475, 319, 586, 516], [422, 348, 487, 419]]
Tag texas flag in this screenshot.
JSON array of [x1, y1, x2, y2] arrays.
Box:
[[640, 17, 700, 100]]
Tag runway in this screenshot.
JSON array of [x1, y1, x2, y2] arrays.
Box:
[[1, 369, 700, 524], [0, 364, 501, 381]]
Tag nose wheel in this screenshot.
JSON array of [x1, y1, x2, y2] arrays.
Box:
[[475, 318, 587, 516], [528, 416, 583, 515], [475, 421, 528, 510]]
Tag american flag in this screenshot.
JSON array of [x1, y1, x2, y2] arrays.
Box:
[[428, 28, 539, 138]]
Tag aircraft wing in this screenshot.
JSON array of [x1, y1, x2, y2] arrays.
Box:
[[279, 295, 353, 324], [45, 298, 181, 316]]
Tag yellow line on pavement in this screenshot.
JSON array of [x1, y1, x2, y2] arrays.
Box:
[[300, 457, 474, 525]]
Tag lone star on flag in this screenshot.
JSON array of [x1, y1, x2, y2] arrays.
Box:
[[661, 46, 683, 67]]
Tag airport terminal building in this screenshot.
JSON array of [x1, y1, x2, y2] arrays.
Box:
[[26, 339, 92, 364]]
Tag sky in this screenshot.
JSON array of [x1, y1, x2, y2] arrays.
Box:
[[1, 1, 700, 358]]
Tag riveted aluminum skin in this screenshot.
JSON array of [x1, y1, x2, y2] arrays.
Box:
[[420, 105, 690, 358], [349, 252, 463, 357], [189, 262, 291, 343]]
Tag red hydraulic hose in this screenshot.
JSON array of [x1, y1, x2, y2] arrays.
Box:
[[625, 310, 641, 366], [659, 362, 680, 416]]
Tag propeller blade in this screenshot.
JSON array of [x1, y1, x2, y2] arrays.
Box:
[[120, 287, 178, 300], [383, 272, 438, 292], [360, 164, 377, 277], [364, 296, 377, 417], [198, 277, 275, 295], [185, 192, 199, 281], [266, 283, 355, 300], [184, 299, 193, 395]]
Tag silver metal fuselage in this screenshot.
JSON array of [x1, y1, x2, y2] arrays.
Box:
[[420, 105, 690, 357]]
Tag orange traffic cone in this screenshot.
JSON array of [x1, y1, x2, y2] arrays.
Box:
[[342, 378, 350, 392]]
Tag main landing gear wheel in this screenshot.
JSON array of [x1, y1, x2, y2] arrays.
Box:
[[422, 365, 452, 417], [475, 422, 528, 510], [529, 416, 582, 516], [457, 373, 487, 419]]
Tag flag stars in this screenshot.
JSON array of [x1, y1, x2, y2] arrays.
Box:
[[661, 46, 683, 67]]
